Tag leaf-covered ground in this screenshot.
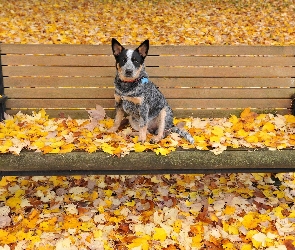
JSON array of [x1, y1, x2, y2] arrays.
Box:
[[1, 173, 295, 250], [2, 0, 295, 249], [1, 0, 295, 45]]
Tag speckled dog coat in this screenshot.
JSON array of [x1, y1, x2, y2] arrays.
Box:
[[109, 38, 194, 144]]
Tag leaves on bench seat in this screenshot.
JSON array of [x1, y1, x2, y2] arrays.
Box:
[[1, 108, 295, 156]]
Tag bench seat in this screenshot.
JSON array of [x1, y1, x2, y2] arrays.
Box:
[[1, 44, 295, 175]]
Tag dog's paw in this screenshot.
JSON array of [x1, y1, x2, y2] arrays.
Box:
[[138, 135, 147, 143], [150, 136, 162, 144]]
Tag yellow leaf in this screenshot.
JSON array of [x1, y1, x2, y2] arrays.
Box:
[[60, 143, 75, 153], [39, 109, 48, 119], [104, 189, 113, 198], [85, 144, 97, 153], [154, 147, 175, 156], [229, 115, 239, 124], [242, 213, 259, 229], [31, 140, 45, 149], [128, 236, 150, 250], [125, 200, 135, 207], [40, 145, 53, 154], [152, 227, 167, 241], [237, 129, 249, 138], [228, 225, 239, 235], [6, 196, 21, 209], [210, 135, 221, 143], [93, 230, 103, 239], [101, 143, 115, 154], [211, 126, 224, 137], [245, 135, 259, 143], [241, 244, 252, 250], [285, 114, 295, 123], [224, 205, 236, 215], [222, 242, 236, 249], [262, 122, 275, 132], [49, 147, 60, 153], [173, 219, 182, 233], [192, 234, 202, 247], [0, 229, 17, 244], [134, 142, 147, 152], [272, 207, 286, 219]]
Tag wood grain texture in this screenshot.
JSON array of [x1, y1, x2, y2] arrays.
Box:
[[6, 98, 291, 109], [4, 77, 295, 88], [5, 88, 294, 99], [2, 44, 295, 55], [3, 54, 295, 67]]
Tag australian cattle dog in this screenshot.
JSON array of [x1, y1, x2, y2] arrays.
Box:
[[109, 38, 194, 144]]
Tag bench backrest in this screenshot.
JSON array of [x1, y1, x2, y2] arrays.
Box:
[[1, 44, 295, 118]]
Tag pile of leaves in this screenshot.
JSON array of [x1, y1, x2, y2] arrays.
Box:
[[1, 107, 295, 156], [1, 173, 295, 249], [1, 0, 295, 45], [2, 1, 295, 249]]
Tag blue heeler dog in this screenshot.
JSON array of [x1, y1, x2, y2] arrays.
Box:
[[109, 38, 194, 144]]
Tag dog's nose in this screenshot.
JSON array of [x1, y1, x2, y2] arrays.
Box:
[[125, 69, 133, 76]]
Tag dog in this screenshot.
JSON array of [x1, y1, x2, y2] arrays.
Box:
[[109, 38, 194, 144]]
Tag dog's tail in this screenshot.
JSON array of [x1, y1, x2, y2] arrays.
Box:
[[170, 126, 195, 144]]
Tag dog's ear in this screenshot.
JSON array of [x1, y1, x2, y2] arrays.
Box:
[[136, 40, 149, 59], [112, 38, 125, 57]]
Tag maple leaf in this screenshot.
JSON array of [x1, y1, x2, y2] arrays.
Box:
[[0, 216, 11, 229], [86, 105, 105, 121], [134, 143, 147, 153], [84, 105, 106, 132], [154, 147, 176, 156]]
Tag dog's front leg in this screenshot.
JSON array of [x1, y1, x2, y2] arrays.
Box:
[[138, 104, 149, 142], [150, 107, 167, 143], [108, 94, 124, 133]]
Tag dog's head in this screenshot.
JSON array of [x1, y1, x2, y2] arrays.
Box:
[[112, 38, 149, 82]]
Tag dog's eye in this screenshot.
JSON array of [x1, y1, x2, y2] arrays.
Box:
[[132, 58, 138, 63], [123, 57, 127, 63]]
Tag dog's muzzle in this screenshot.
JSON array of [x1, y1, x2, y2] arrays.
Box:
[[125, 69, 133, 77]]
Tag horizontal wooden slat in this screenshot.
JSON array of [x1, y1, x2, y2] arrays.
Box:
[[3, 77, 114, 88], [5, 88, 294, 99], [4, 66, 295, 77], [2, 44, 295, 56], [3, 55, 295, 67], [5, 88, 114, 99], [6, 108, 290, 119], [1, 44, 111, 55], [3, 66, 115, 77], [2, 55, 114, 67], [6, 98, 291, 109], [4, 77, 295, 88], [6, 99, 115, 109], [149, 56, 295, 67], [150, 45, 295, 56]]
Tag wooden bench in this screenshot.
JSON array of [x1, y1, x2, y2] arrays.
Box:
[[0, 44, 295, 176]]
